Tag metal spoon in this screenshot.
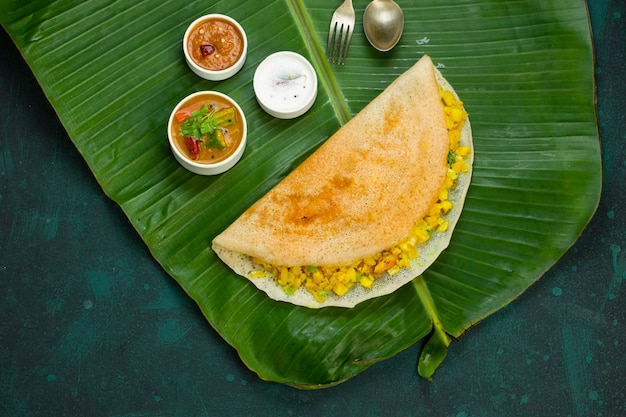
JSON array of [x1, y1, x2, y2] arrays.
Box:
[[363, 0, 404, 52]]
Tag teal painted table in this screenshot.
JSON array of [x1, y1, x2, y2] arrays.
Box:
[[1, 1, 624, 416]]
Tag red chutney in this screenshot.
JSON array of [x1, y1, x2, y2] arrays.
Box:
[[170, 93, 244, 164], [187, 17, 244, 71]]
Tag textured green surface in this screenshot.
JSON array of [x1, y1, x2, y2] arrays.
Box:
[[0, 0, 601, 388]]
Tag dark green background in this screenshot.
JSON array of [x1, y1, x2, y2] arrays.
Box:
[[1, 1, 624, 416]]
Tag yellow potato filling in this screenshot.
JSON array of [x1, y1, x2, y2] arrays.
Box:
[[250, 87, 470, 303]]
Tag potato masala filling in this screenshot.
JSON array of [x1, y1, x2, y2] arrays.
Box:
[[250, 87, 471, 303]]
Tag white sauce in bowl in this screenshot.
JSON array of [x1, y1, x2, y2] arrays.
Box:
[[253, 51, 317, 119]]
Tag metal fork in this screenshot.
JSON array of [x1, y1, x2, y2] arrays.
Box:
[[326, 0, 355, 64]]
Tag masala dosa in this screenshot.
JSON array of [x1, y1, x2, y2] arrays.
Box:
[[212, 55, 473, 308]]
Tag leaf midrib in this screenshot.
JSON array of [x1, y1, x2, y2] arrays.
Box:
[[288, 0, 351, 125], [287, 0, 441, 334]]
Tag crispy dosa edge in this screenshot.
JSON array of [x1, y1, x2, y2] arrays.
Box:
[[212, 55, 473, 308]]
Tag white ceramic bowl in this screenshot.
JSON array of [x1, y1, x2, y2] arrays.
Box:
[[253, 51, 317, 119], [183, 14, 247, 81], [167, 91, 247, 175]]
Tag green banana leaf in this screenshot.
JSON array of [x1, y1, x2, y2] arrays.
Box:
[[1, 0, 600, 388]]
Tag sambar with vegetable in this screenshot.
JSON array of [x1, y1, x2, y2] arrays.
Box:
[[170, 92, 244, 164]]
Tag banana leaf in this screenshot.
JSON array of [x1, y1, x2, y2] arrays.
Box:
[[0, 0, 600, 388]]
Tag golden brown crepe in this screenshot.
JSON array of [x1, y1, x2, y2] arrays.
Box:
[[212, 55, 473, 308]]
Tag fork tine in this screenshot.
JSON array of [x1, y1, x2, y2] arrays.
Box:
[[336, 24, 347, 64], [338, 24, 353, 65], [328, 20, 344, 64], [327, 0, 355, 64], [327, 21, 339, 63], [328, 22, 353, 65]]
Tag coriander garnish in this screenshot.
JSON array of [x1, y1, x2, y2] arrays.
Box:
[[180, 104, 235, 150]]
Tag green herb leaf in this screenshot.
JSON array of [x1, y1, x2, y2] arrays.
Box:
[[447, 151, 455, 166], [180, 104, 233, 150]]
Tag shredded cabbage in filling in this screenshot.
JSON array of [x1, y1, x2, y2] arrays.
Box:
[[250, 87, 471, 303]]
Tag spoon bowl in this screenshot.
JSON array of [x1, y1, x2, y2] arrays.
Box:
[[363, 0, 404, 52]]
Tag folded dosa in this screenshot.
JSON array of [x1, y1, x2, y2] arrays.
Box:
[[213, 55, 473, 308]]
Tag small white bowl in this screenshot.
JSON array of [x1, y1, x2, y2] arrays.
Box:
[[253, 51, 317, 119], [168, 91, 247, 175], [183, 14, 247, 81]]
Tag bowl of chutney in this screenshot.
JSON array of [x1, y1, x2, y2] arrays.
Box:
[[183, 14, 247, 81]]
